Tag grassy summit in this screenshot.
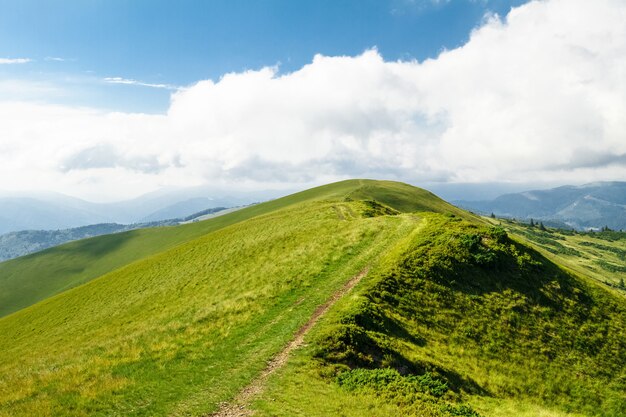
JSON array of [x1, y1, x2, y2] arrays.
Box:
[[0, 180, 623, 417]]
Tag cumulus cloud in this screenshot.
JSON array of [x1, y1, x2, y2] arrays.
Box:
[[0, 0, 625, 200]]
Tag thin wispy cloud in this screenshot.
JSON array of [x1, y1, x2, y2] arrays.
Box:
[[391, 0, 452, 15], [45, 57, 69, 62], [0, 58, 31, 64], [0, 79, 61, 98], [103, 77, 177, 90], [391, 0, 485, 15]]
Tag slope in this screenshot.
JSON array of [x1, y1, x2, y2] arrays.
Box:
[[251, 213, 626, 417], [0, 179, 462, 318], [0, 206, 230, 263], [0, 193, 425, 416], [492, 217, 626, 290], [2, 180, 621, 417], [0, 180, 466, 416]]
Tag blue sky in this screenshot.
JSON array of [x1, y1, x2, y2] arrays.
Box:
[[1, 0, 624, 201], [0, 0, 527, 112]]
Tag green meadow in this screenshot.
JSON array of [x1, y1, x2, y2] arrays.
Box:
[[493, 217, 626, 292], [0, 180, 624, 417]]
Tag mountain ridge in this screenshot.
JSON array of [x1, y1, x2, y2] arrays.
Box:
[[0, 187, 284, 234], [455, 181, 626, 230], [0, 207, 231, 263]]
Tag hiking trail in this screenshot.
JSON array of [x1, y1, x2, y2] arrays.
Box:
[[209, 267, 369, 417]]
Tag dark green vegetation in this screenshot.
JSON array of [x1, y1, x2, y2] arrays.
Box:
[[0, 180, 624, 417]]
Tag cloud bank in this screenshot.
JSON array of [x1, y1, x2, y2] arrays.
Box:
[[1, 0, 625, 200]]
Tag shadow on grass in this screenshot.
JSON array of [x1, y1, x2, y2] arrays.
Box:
[[49, 229, 140, 259]]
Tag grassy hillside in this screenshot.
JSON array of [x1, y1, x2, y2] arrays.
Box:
[[0, 179, 463, 318], [253, 214, 626, 417], [492, 217, 626, 292], [0, 180, 623, 417], [0, 207, 226, 263], [0, 199, 420, 416]]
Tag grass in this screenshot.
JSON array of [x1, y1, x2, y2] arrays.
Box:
[[1, 180, 624, 417], [0, 179, 464, 416], [0, 179, 463, 318], [252, 213, 626, 417], [469, 397, 587, 417], [0, 199, 422, 416], [490, 217, 626, 292]]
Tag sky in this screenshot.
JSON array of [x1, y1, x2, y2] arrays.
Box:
[[1, 0, 625, 201]]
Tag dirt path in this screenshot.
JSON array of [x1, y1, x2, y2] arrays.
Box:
[[332, 205, 346, 220], [208, 267, 370, 417]]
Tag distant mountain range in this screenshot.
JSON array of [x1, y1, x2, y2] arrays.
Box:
[[3, 181, 625, 247], [0, 207, 230, 262], [0, 186, 285, 234], [456, 181, 626, 230]]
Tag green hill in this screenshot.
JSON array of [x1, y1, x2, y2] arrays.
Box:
[[254, 213, 626, 417], [0, 179, 464, 319], [0, 180, 623, 417], [491, 217, 626, 291]]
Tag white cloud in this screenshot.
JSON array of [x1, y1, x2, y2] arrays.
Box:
[[0, 58, 31, 64], [1, 0, 625, 201], [104, 77, 177, 90]]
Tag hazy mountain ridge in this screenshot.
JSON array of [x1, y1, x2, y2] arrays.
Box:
[[455, 181, 626, 230], [0, 187, 284, 234], [0, 207, 229, 263]]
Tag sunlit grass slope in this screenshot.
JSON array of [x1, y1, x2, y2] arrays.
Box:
[[0, 201, 417, 416], [2, 180, 623, 417], [252, 213, 626, 417], [0, 179, 464, 416], [0, 179, 463, 318]]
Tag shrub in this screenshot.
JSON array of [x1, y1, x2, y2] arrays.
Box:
[[441, 403, 483, 416], [336, 368, 448, 399]]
